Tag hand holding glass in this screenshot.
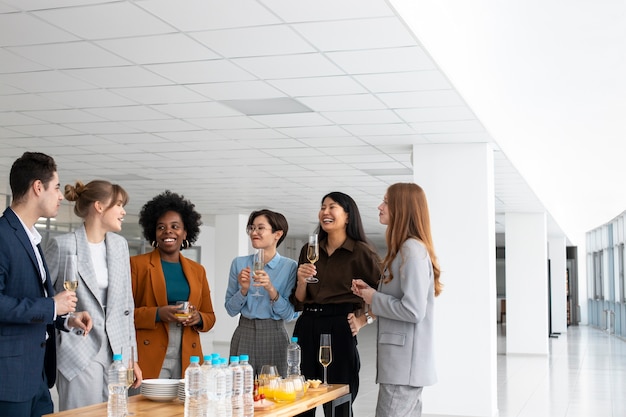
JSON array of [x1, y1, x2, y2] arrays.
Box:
[[319, 333, 332, 387], [251, 248, 265, 297], [305, 234, 319, 283], [63, 255, 83, 335]]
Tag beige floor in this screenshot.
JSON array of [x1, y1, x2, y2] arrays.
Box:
[[51, 322, 626, 417]]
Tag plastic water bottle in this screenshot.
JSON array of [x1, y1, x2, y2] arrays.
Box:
[[201, 355, 213, 415], [185, 356, 207, 417], [207, 358, 222, 417], [287, 336, 302, 376], [239, 354, 255, 417], [221, 358, 233, 417], [230, 356, 244, 417], [107, 353, 127, 417]]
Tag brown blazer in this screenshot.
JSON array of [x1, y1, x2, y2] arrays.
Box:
[[130, 249, 216, 379]]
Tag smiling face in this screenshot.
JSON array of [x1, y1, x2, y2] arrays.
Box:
[[247, 214, 283, 251], [155, 210, 187, 259], [378, 194, 389, 226], [101, 194, 126, 233], [318, 196, 349, 234]]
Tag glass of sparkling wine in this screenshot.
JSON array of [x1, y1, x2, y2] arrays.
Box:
[[305, 234, 319, 283], [319, 333, 332, 387], [126, 345, 135, 388], [251, 248, 265, 297], [63, 255, 78, 314]]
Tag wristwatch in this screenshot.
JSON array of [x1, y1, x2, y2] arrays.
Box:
[[365, 311, 374, 325]]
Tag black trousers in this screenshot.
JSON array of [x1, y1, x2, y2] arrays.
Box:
[[294, 304, 360, 417]]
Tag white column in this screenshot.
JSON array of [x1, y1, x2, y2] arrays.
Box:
[[548, 235, 568, 334], [505, 212, 549, 354], [413, 143, 497, 417], [212, 214, 250, 344]]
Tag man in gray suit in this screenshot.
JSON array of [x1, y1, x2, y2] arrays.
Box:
[[0, 152, 92, 417]]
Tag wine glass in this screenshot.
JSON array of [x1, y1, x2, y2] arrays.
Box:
[[63, 255, 82, 334], [318, 334, 332, 387], [251, 248, 265, 297], [305, 234, 319, 283], [125, 345, 135, 388]]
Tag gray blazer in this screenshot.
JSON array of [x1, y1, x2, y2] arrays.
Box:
[[44, 225, 137, 381], [371, 238, 437, 387]]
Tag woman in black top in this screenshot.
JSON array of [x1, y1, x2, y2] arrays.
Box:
[[291, 191, 380, 417]]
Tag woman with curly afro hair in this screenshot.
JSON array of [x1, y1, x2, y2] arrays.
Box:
[[131, 190, 216, 379]]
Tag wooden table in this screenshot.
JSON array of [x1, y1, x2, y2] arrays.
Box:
[[45, 384, 351, 417]]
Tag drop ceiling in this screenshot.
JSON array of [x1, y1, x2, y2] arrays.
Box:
[[0, 0, 563, 246]]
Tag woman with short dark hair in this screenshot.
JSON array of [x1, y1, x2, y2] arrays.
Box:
[[225, 209, 297, 376]]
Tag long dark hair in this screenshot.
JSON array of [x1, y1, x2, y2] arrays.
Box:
[[317, 191, 372, 247]]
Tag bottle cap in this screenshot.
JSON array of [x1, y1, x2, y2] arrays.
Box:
[[212, 358, 220, 366], [230, 356, 239, 363], [113, 353, 123, 361], [240, 354, 249, 361], [203, 355, 211, 362], [291, 336, 298, 343], [190, 356, 200, 363]]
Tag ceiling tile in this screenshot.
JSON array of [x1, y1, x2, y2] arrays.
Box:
[[251, 112, 332, 128], [188, 81, 286, 100], [276, 125, 349, 138], [137, 0, 280, 31], [146, 61, 256, 83], [327, 47, 435, 74], [396, 106, 476, 123], [111, 85, 209, 105], [343, 123, 414, 136], [0, 93, 69, 111], [85, 105, 171, 121], [322, 110, 401, 124], [268, 76, 366, 96], [23, 109, 105, 123], [360, 134, 428, 145], [0, 13, 78, 46], [100, 133, 169, 144], [233, 54, 343, 79], [192, 26, 314, 57], [261, 0, 394, 22], [63, 66, 172, 88], [122, 119, 201, 133], [2, 0, 115, 10], [216, 128, 287, 140], [41, 90, 135, 108], [34, 2, 175, 39], [152, 102, 240, 118], [294, 17, 415, 51], [96, 34, 219, 64], [0, 83, 22, 95], [298, 136, 366, 147], [355, 71, 452, 92], [187, 116, 264, 130], [298, 94, 385, 111], [9, 123, 81, 137], [377, 90, 465, 108], [0, 71, 96, 93], [61, 121, 140, 135], [9, 42, 130, 69], [0, 49, 47, 73], [410, 120, 486, 134], [0, 112, 46, 125]]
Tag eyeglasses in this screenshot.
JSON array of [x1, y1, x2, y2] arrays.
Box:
[[246, 225, 272, 235]]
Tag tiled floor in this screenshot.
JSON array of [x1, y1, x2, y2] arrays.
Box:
[[51, 322, 626, 416]]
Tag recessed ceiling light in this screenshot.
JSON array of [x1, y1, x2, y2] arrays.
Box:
[[219, 97, 313, 116]]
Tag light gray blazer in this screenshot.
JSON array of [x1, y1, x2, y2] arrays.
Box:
[[371, 238, 437, 387], [44, 225, 137, 381]]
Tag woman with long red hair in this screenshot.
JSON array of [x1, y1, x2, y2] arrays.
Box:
[[352, 182, 442, 417]]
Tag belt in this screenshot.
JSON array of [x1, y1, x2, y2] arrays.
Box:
[[303, 303, 356, 316]]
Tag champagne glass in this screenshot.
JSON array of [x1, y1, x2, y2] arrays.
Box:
[[126, 345, 135, 389], [63, 255, 82, 334], [305, 234, 319, 283], [251, 248, 265, 297], [319, 334, 332, 387]]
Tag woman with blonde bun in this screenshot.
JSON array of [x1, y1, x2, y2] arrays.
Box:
[[45, 180, 142, 411]]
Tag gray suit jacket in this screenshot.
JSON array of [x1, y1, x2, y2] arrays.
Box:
[[44, 225, 137, 381], [371, 238, 437, 387]]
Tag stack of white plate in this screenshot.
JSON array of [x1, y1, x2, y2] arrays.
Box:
[[140, 379, 179, 402], [177, 379, 185, 402]]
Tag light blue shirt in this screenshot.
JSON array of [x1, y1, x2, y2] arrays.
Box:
[[225, 252, 297, 321]]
